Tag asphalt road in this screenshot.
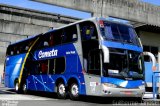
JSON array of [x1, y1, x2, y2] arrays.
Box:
[[0, 87, 159, 106]]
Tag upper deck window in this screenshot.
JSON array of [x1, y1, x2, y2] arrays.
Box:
[[6, 38, 35, 56], [100, 21, 140, 46], [80, 21, 98, 41], [37, 24, 78, 49]]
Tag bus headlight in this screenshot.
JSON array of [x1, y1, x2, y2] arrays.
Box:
[[139, 85, 145, 89], [102, 83, 117, 88]]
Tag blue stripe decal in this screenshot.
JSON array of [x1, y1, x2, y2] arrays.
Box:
[[32, 75, 37, 90], [40, 75, 46, 91], [102, 41, 142, 52], [32, 75, 52, 92], [101, 77, 143, 88], [49, 76, 54, 82]]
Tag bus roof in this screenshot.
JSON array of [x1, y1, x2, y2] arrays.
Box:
[[44, 17, 133, 35]]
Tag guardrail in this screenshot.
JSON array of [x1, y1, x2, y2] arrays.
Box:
[[153, 71, 160, 99]]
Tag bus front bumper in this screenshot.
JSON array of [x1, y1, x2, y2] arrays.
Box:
[[101, 86, 145, 97]]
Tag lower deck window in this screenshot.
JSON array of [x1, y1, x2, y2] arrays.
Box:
[[28, 57, 65, 75], [49, 57, 65, 74]]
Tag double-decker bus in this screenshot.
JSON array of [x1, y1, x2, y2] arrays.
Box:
[[4, 17, 145, 100]]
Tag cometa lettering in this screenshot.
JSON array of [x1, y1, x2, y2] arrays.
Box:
[[38, 49, 58, 59]]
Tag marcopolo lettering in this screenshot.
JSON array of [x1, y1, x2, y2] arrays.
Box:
[[38, 49, 58, 59]]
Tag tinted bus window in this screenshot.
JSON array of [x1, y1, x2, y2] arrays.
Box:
[[37, 25, 78, 49], [61, 25, 78, 43], [6, 38, 36, 56], [40, 60, 48, 74], [80, 21, 98, 41], [49, 57, 65, 74], [100, 21, 140, 46], [27, 61, 40, 75]]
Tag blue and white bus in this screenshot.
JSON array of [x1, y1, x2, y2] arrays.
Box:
[[4, 17, 145, 100]]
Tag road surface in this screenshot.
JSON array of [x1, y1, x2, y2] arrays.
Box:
[[0, 86, 159, 106]]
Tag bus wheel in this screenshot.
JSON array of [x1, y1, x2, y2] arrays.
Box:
[[69, 83, 79, 100], [22, 83, 27, 94], [57, 83, 66, 99], [15, 82, 20, 93]]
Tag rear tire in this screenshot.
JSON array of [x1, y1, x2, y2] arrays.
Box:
[[22, 83, 27, 94], [69, 83, 79, 100], [57, 83, 66, 99]]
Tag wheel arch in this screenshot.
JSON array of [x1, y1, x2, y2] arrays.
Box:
[[55, 77, 67, 87], [67, 77, 81, 90]]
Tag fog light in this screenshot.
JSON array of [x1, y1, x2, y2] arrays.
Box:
[[103, 90, 111, 94]]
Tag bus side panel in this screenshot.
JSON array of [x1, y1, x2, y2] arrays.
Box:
[[64, 55, 86, 95], [5, 54, 26, 88], [5, 64, 22, 88], [27, 75, 66, 92], [27, 75, 37, 91]]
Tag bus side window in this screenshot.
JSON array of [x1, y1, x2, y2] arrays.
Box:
[[49, 57, 65, 74], [55, 57, 65, 74], [54, 30, 62, 45], [61, 34, 67, 43], [10, 51, 14, 55], [13, 47, 17, 55], [40, 60, 48, 74], [49, 34, 55, 46], [49, 59, 55, 74], [62, 25, 77, 44], [29, 62, 40, 75], [80, 24, 97, 41]]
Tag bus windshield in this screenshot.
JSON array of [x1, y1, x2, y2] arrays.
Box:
[[100, 21, 140, 46], [103, 49, 144, 80]]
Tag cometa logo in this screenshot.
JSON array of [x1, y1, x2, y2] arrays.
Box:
[[38, 49, 58, 59]]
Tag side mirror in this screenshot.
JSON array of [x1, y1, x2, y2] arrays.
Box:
[[143, 52, 157, 71]]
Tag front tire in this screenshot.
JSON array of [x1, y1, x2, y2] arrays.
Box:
[[15, 81, 21, 93], [69, 83, 79, 100], [57, 83, 66, 99]]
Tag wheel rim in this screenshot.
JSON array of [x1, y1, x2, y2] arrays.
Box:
[[58, 84, 65, 95], [15, 83, 19, 91], [71, 84, 78, 96]]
